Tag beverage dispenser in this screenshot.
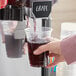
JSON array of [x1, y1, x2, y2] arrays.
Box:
[[24, 0, 56, 76], [0, 0, 56, 76], [25, 0, 52, 67]]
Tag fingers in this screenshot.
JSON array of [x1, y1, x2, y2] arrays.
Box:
[[34, 43, 51, 55], [34, 37, 60, 55]]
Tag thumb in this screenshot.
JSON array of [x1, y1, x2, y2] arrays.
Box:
[[34, 43, 51, 55]]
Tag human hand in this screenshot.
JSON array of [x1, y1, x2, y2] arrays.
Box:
[[34, 38, 65, 68]]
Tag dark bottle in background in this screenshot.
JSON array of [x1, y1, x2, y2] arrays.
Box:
[[8, 0, 26, 7]]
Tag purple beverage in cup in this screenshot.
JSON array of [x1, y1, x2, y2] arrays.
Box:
[[5, 35, 23, 58], [27, 38, 49, 67]]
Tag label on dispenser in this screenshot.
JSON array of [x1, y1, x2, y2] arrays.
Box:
[[32, 1, 52, 18]]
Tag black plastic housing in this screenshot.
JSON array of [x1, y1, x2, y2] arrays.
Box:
[[0, 5, 25, 21]]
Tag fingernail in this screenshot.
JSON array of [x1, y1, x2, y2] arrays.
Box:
[[33, 50, 38, 55]]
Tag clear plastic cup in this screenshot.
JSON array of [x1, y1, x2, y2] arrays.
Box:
[[25, 27, 52, 67], [2, 21, 23, 58]]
